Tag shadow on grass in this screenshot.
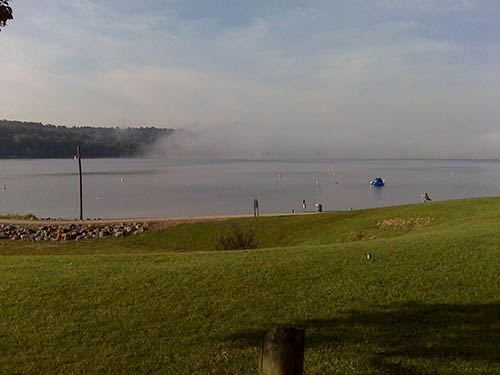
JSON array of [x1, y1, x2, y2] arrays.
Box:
[[222, 302, 500, 373]]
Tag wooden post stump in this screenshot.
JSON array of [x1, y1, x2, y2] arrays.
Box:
[[259, 327, 305, 375], [77, 146, 83, 220]]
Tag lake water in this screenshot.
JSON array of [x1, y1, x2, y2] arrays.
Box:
[[1, 158, 500, 219]]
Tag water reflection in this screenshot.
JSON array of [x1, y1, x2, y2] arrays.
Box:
[[369, 185, 384, 202]]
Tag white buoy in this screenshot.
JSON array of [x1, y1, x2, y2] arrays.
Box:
[[120, 177, 124, 183], [315, 179, 319, 185]]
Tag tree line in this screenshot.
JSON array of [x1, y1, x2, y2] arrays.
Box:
[[0, 0, 12, 30], [0, 120, 174, 158]]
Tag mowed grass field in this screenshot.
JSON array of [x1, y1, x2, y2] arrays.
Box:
[[2, 197, 500, 374]]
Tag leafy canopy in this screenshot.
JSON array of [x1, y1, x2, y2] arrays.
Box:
[[0, 0, 13, 30]]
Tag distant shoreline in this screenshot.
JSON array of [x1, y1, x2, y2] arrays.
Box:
[[1, 156, 500, 162]]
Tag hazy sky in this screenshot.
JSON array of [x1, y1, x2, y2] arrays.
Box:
[[1, 0, 499, 158]]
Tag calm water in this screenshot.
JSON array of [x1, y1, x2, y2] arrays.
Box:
[[1, 158, 500, 219]]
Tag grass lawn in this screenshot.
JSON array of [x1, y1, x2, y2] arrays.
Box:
[[1, 197, 500, 374]]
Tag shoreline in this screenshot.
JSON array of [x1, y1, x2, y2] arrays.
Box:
[[0, 212, 320, 241], [0, 211, 319, 226]]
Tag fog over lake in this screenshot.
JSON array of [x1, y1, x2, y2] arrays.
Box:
[[1, 158, 500, 219]]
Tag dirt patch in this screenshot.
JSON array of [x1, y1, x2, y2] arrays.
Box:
[[148, 217, 231, 231], [376, 216, 433, 230], [349, 231, 379, 241]]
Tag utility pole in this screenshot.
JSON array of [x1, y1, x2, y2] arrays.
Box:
[[77, 146, 83, 220]]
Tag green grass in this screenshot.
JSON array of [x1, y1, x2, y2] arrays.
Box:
[[0, 212, 37, 220], [2, 197, 500, 374]]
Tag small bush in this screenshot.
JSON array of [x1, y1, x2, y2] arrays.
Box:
[[0, 212, 37, 220], [215, 223, 257, 250]]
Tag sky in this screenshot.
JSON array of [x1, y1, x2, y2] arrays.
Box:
[[1, 0, 499, 158]]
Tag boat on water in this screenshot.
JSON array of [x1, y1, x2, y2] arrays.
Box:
[[369, 177, 385, 186]]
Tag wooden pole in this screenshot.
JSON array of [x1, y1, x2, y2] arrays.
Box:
[[77, 146, 83, 220], [259, 327, 305, 375], [254, 198, 259, 217]]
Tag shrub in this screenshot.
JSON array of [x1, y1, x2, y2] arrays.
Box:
[[0, 212, 37, 220], [215, 223, 257, 250]]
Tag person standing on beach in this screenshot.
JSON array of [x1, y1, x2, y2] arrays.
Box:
[[253, 198, 259, 217], [302, 200, 306, 212]]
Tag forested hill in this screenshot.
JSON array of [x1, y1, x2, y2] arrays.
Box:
[[0, 120, 174, 158]]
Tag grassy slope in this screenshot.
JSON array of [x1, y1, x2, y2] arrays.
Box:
[[2, 197, 495, 256], [1, 197, 500, 374]]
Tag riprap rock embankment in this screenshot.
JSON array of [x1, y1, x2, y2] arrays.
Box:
[[0, 223, 148, 241]]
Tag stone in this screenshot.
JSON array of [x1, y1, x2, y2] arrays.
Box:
[[0, 222, 150, 242], [62, 233, 75, 241]]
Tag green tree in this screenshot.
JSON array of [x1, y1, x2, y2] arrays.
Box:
[[0, 0, 13, 30]]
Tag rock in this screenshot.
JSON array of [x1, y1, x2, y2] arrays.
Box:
[[0, 221, 150, 242], [61, 233, 75, 241]]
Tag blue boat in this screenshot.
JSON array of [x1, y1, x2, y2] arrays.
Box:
[[369, 177, 385, 186]]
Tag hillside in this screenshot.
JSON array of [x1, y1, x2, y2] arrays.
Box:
[[1, 197, 500, 374], [0, 120, 174, 158]]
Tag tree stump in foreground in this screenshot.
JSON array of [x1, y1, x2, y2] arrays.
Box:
[[259, 327, 305, 375]]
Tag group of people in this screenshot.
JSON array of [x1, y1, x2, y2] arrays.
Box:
[[254, 193, 432, 217], [253, 198, 309, 217]]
